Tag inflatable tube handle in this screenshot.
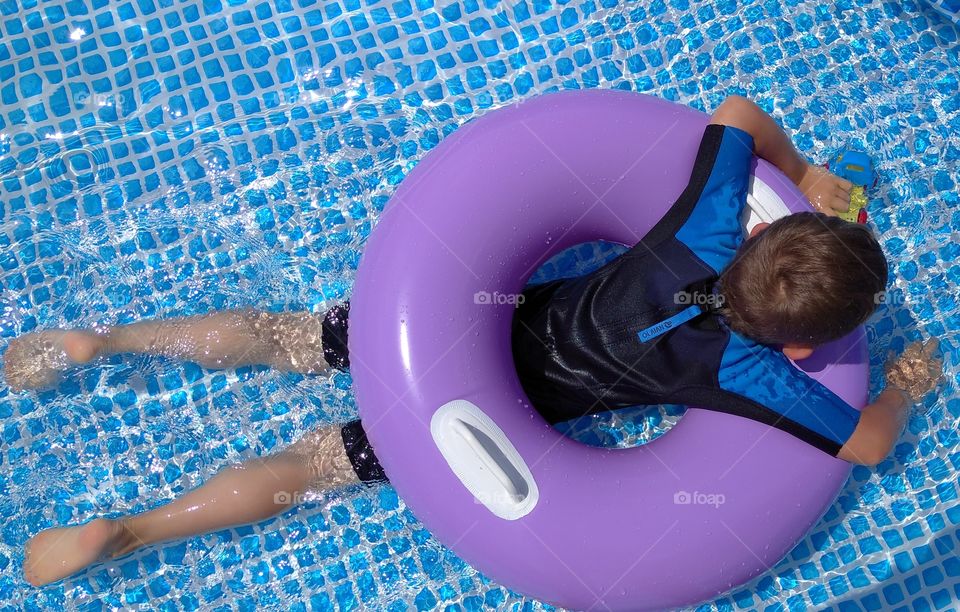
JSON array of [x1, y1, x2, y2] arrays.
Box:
[[451, 419, 521, 500], [431, 400, 540, 520], [744, 176, 792, 233]]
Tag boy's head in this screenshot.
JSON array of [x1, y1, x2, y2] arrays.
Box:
[[719, 212, 888, 357]]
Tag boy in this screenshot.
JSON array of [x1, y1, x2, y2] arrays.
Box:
[[8, 96, 940, 586]]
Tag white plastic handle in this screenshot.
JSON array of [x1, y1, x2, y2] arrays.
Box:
[[431, 400, 539, 520], [744, 176, 792, 234], [451, 419, 522, 503]]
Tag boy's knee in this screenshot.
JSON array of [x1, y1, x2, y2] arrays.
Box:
[[712, 95, 753, 122], [718, 94, 750, 110]]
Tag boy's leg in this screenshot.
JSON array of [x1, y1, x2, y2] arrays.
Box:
[[102, 309, 331, 372], [4, 303, 351, 391], [23, 419, 385, 586]]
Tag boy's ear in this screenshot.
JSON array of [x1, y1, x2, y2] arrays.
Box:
[[749, 222, 770, 238], [782, 344, 814, 361]]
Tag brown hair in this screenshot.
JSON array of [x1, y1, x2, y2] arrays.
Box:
[[719, 213, 888, 346]]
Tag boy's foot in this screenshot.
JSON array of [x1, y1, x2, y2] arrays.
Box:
[[798, 163, 854, 216], [3, 330, 107, 391], [23, 518, 139, 587]]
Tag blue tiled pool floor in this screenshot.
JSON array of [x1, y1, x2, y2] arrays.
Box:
[[1, 0, 959, 610]]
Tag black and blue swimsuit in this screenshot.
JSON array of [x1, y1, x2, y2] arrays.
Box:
[[511, 124, 861, 457], [331, 123, 862, 484]]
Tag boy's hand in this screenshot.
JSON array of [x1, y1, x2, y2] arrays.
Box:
[[838, 386, 908, 465], [798, 163, 854, 216], [885, 340, 942, 404], [840, 339, 941, 466]]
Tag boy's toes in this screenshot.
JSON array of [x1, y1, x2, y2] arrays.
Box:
[[2, 329, 105, 392], [23, 519, 123, 587], [3, 334, 69, 392]]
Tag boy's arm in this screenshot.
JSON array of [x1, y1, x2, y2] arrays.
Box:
[[837, 388, 908, 465], [710, 95, 853, 216], [838, 340, 941, 465]]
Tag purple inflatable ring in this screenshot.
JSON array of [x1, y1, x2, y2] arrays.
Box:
[[350, 90, 867, 611]]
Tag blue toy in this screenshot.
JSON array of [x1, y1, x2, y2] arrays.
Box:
[[826, 149, 875, 224]]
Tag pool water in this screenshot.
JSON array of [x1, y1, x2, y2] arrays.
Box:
[[923, 0, 960, 26], [1, 0, 959, 610]]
